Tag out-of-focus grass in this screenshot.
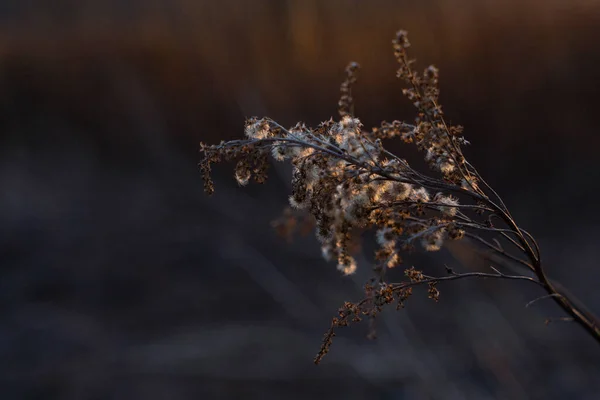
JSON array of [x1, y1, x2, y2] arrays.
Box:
[[2, 0, 599, 224], [1, 0, 599, 141]]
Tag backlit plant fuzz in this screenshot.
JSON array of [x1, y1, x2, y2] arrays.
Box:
[[200, 30, 600, 364]]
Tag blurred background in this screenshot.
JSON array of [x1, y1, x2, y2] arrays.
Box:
[[1, 0, 600, 399]]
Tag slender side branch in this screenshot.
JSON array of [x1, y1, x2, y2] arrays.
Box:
[[315, 268, 542, 365]]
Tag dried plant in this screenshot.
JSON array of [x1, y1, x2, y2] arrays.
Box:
[[200, 30, 600, 364]]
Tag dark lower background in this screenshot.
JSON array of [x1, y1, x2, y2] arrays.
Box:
[[1, 1, 600, 399]]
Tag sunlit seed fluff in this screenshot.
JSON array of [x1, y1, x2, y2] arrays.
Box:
[[289, 195, 307, 210], [387, 253, 400, 268], [245, 120, 270, 139], [290, 147, 316, 164], [373, 181, 395, 204], [422, 229, 445, 251], [339, 133, 358, 153], [287, 128, 310, 143], [343, 191, 370, 223], [393, 182, 411, 201], [235, 170, 251, 186], [271, 143, 287, 161], [410, 187, 430, 202], [305, 165, 321, 188], [337, 257, 357, 275], [461, 177, 479, 191], [340, 115, 362, 130], [343, 202, 362, 224], [376, 227, 395, 247], [289, 146, 304, 158], [425, 146, 436, 162], [321, 245, 334, 261], [439, 161, 455, 174], [350, 141, 379, 163], [382, 159, 400, 169], [315, 224, 331, 243], [328, 160, 347, 179], [434, 193, 459, 217], [331, 126, 346, 147]]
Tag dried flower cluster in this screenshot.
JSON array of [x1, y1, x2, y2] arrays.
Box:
[[200, 30, 600, 364]]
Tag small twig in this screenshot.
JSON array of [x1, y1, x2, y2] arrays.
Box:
[[545, 317, 575, 325], [525, 293, 565, 308], [465, 232, 535, 271]]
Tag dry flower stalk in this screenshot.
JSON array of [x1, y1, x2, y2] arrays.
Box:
[[200, 30, 600, 364]]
